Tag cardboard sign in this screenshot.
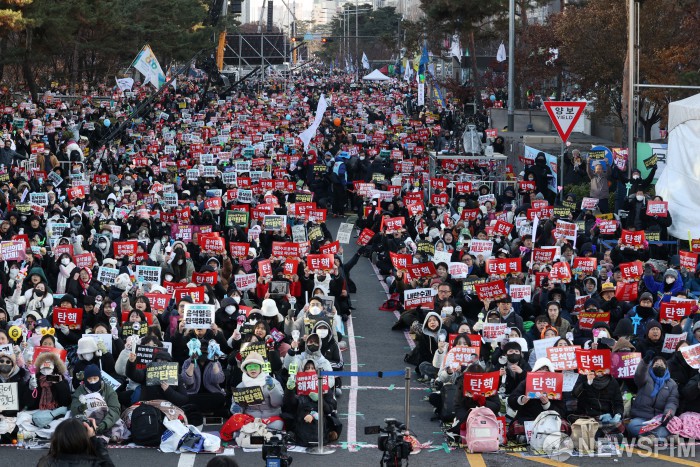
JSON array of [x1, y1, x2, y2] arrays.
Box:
[[356, 228, 375, 246], [404, 262, 437, 281], [509, 284, 532, 302], [462, 371, 500, 397], [546, 345, 580, 371], [679, 251, 699, 271], [526, 372, 563, 400], [662, 332, 687, 354], [620, 229, 645, 247], [295, 372, 330, 395], [52, 307, 83, 330], [611, 352, 641, 379], [233, 386, 265, 406], [183, 304, 215, 329], [619, 261, 644, 280], [572, 257, 597, 275], [146, 361, 178, 386], [554, 220, 577, 241], [306, 254, 335, 273], [646, 201, 668, 217], [485, 258, 521, 277], [659, 302, 692, 322], [0, 383, 19, 411], [581, 197, 599, 210], [403, 288, 436, 310], [577, 311, 610, 330], [474, 280, 507, 301], [576, 349, 611, 375], [680, 344, 700, 369], [442, 345, 480, 370]]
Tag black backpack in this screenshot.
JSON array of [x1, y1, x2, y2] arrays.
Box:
[[130, 404, 164, 447]]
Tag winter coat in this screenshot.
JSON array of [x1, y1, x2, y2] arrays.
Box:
[[680, 373, 700, 414], [572, 374, 624, 417], [667, 352, 695, 389], [283, 349, 336, 388], [180, 358, 225, 394], [235, 377, 284, 419], [454, 376, 501, 425], [72, 354, 117, 390], [586, 163, 611, 199], [0, 365, 31, 416], [630, 361, 679, 420], [643, 273, 684, 308], [29, 353, 72, 410], [10, 287, 53, 319], [37, 437, 114, 467], [508, 378, 567, 423], [124, 358, 189, 407], [70, 383, 121, 433]]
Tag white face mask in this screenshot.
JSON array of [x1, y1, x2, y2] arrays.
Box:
[[666, 277, 675, 284], [164, 274, 174, 282], [596, 331, 609, 339], [309, 306, 322, 315], [40, 365, 54, 376], [632, 175, 640, 180], [82, 352, 94, 361], [225, 306, 235, 315], [442, 306, 454, 315], [177, 260, 184, 265], [316, 328, 329, 339], [61, 258, 70, 266], [636, 195, 644, 201], [232, 296, 241, 304], [459, 202, 466, 207]]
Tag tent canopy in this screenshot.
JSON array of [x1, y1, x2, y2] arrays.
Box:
[[362, 69, 390, 81], [668, 93, 700, 132]]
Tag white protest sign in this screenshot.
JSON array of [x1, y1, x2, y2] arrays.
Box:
[[136, 265, 162, 284], [534, 336, 560, 360], [292, 224, 307, 243], [336, 223, 354, 244], [662, 332, 687, 354], [0, 383, 19, 411], [97, 267, 119, 286], [183, 304, 216, 330], [432, 249, 452, 265], [449, 262, 469, 279], [469, 239, 493, 259], [234, 273, 257, 291], [509, 284, 532, 302], [83, 333, 112, 353]]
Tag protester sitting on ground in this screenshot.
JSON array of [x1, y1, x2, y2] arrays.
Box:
[[37, 418, 115, 467]]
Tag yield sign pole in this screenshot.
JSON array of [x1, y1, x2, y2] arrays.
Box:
[[543, 101, 587, 201]]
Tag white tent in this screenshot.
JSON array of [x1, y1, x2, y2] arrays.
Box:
[[362, 69, 390, 81], [655, 93, 700, 238]]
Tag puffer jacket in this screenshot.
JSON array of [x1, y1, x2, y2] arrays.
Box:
[[630, 361, 679, 420], [235, 377, 284, 419], [572, 374, 624, 417], [37, 437, 114, 467]]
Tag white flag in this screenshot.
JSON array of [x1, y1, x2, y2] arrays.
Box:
[[298, 94, 328, 152], [496, 43, 507, 63], [362, 52, 370, 70], [403, 59, 411, 82], [450, 34, 462, 58], [132, 45, 166, 89], [115, 77, 134, 92]]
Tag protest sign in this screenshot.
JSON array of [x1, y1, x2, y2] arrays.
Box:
[[469, 239, 493, 259], [549, 261, 572, 283], [52, 307, 83, 330], [546, 345, 580, 371], [0, 241, 26, 261], [192, 271, 218, 286], [482, 323, 509, 343], [659, 302, 692, 322], [113, 240, 138, 258], [509, 284, 532, 302], [462, 371, 500, 397], [577, 311, 610, 330], [474, 280, 507, 301], [646, 201, 668, 217], [620, 230, 645, 247], [146, 362, 178, 385], [306, 254, 334, 273], [145, 293, 171, 312], [680, 251, 699, 270], [183, 304, 215, 330], [0, 383, 20, 411], [97, 266, 119, 286], [233, 386, 265, 406], [403, 288, 436, 310], [485, 258, 521, 277], [442, 345, 480, 369], [404, 262, 437, 281], [681, 344, 700, 369], [611, 352, 641, 379], [234, 273, 257, 291], [337, 223, 354, 244], [572, 257, 597, 275], [448, 262, 469, 279], [526, 372, 563, 400], [619, 261, 644, 280], [263, 215, 286, 231], [576, 349, 611, 375], [295, 372, 330, 395], [32, 346, 67, 363], [135, 265, 161, 284], [662, 332, 687, 353], [356, 228, 375, 246]]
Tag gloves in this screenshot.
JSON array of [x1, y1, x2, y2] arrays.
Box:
[[230, 402, 243, 415], [286, 377, 296, 390], [662, 410, 674, 425], [599, 413, 612, 424], [60, 325, 70, 335], [265, 375, 275, 391], [644, 350, 656, 364], [309, 391, 319, 402], [611, 414, 621, 424], [29, 375, 37, 391], [207, 341, 224, 360], [96, 340, 107, 355]]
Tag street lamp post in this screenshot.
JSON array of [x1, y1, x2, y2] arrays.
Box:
[[507, 0, 515, 132]]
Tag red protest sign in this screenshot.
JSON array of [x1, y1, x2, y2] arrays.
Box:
[[576, 349, 611, 375], [492, 219, 514, 237], [526, 372, 563, 400], [192, 271, 218, 286], [659, 302, 692, 322], [485, 258, 521, 277], [460, 208, 479, 222], [282, 258, 298, 276], [546, 346, 580, 371], [271, 242, 300, 258], [620, 229, 645, 247], [173, 286, 205, 304], [74, 253, 95, 269], [430, 193, 449, 206], [532, 248, 556, 264], [578, 311, 610, 330], [454, 181, 473, 193], [549, 261, 572, 283], [390, 252, 412, 271], [319, 241, 340, 255], [113, 241, 138, 258], [615, 282, 638, 302], [306, 254, 335, 273], [356, 228, 375, 246], [611, 352, 641, 379], [67, 186, 86, 200], [619, 261, 644, 280], [598, 219, 618, 235], [145, 293, 171, 311], [462, 371, 500, 397], [204, 197, 222, 211], [474, 280, 507, 301], [646, 201, 668, 217], [200, 235, 225, 253], [381, 216, 405, 233], [32, 346, 67, 364], [295, 372, 330, 395], [258, 259, 273, 278], [52, 307, 83, 330], [572, 257, 597, 275], [680, 251, 699, 271], [404, 262, 437, 281], [519, 181, 536, 192], [442, 345, 480, 369], [680, 345, 700, 370], [229, 242, 250, 259]]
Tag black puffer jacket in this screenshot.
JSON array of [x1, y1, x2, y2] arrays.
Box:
[[37, 437, 115, 467], [572, 374, 624, 417]]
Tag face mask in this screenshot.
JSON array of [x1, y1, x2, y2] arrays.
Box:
[[232, 296, 241, 304], [82, 352, 94, 361], [442, 306, 453, 315], [666, 277, 675, 284], [35, 289, 45, 297], [459, 202, 466, 207], [225, 306, 235, 315], [507, 354, 520, 364], [306, 344, 320, 353], [9, 268, 18, 280], [0, 364, 12, 373], [177, 260, 184, 266], [309, 306, 322, 315], [359, 156, 365, 160], [652, 366, 666, 377], [61, 258, 70, 266], [164, 275, 174, 282], [596, 331, 610, 339], [40, 365, 54, 376], [636, 195, 644, 201], [633, 175, 640, 180], [317, 328, 329, 339], [317, 275, 326, 282], [85, 380, 101, 392], [98, 241, 107, 248]]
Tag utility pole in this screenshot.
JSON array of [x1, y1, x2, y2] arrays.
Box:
[[627, 0, 636, 176], [355, 0, 359, 80], [507, 0, 515, 132]]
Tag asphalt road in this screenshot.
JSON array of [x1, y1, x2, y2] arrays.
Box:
[[1, 217, 699, 467]]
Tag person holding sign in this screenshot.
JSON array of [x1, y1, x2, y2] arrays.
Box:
[[125, 347, 189, 408], [231, 352, 284, 430], [70, 364, 121, 436], [0, 349, 30, 441], [449, 363, 500, 435], [643, 264, 684, 309], [180, 335, 228, 418], [627, 353, 679, 440], [28, 352, 72, 426], [572, 362, 624, 436], [508, 358, 566, 426]]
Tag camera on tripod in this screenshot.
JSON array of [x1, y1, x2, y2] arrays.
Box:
[[365, 418, 412, 467], [251, 430, 292, 467]]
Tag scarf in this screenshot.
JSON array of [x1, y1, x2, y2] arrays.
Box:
[[57, 262, 75, 294], [241, 372, 267, 389], [79, 268, 92, 295], [649, 366, 670, 398], [39, 375, 58, 410]]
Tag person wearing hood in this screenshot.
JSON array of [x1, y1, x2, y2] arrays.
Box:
[[71, 336, 117, 390], [643, 266, 684, 309], [572, 366, 624, 434], [125, 347, 189, 407], [508, 357, 567, 425], [529, 152, 554, 204], [634, 320, 665, 361], [407, 311, 442, 381], [493, 340, 531, 395], [10, 275, 53, 320], [231, 351, 284, 430], [28, 351, 72, 427], [180, 331, 227, 417], [53, 252, 79, 295], [625, 292, 658, 338], [627, 354, 678, 440], [313, 319, 343, 396], [284, 296, 338, 343], [70, 364, 121, 435], [284, 332, 336, 390], [449, 363, 501, 435], [215, 296, 242, 339]]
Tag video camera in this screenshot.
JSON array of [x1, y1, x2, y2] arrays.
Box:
[[250, 429, 292, 467], [365, 418, 412, 467]]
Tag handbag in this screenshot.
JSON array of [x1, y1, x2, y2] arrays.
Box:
[[571, 418, 599, 454]]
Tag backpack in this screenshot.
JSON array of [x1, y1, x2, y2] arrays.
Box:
[[130, 404, 165, 447], [530, 410, 562, 451], [438, 383, 458, 423], [464, 407, 500, 453]]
